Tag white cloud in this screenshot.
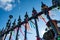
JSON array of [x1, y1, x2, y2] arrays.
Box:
[[4, 4, 13, 11], [0, 0, 15, 11], [0, 0, 13, 3], [0, 0, 21, 11]]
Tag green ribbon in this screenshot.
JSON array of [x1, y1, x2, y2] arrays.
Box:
[[30, 21, 35, 28]]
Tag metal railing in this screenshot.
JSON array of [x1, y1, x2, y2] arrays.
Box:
[[0, 1, 60, 40]]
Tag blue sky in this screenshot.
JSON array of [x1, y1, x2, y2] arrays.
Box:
[[0, 0, 60, 40]]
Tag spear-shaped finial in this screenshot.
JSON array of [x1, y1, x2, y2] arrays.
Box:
[[7, 15, 13, 27], [32, 8, 40, 40], [24, 12, 29, 40], [18, 16, 21, 25], [32, 8, 36, 12], [24, 12, 29, 18], [24, 12, 29, 24], [12, 19, 16, 27], [41, 2, 48, 10], [32, 8, 37, 15], [9, 15, 13, 19], [18, 16, 21, 21], [41, 2, 49, 15], [32, 8, 38, 19], [41, 2, 46, 7], [6, 16, 12, 29], [15, 16, 21, 40]]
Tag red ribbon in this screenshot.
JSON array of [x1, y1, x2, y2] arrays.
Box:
[[20, 28, 24, 36], [39, 16, 47, 23]]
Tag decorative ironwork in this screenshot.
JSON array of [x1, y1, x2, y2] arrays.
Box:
[[0, 0, 60, 40]]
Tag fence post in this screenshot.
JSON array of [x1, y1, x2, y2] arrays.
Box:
[[9, 19, 16, 40], [24, 12, 29, 40], [32, 8, 40, 40], [16, 16, 21, 40]]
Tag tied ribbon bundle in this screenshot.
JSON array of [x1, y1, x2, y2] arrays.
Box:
[[14, 27, 24, 36], [38, 11, 55, 23], [39, 15, 46, 23], [25, 23, 30, 31], [20, 28, 24, 36], [23, 23, 30, 32], [30, 21, 35, 28], [23, 18, 30, 31]]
